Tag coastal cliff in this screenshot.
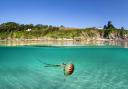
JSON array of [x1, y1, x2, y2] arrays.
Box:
[[0, 21, 128, 41]]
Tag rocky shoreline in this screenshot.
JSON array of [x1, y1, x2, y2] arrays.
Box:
[[0, 38, 128, 48]]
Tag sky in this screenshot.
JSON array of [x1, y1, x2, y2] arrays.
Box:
[[0, 0, 128, 28]]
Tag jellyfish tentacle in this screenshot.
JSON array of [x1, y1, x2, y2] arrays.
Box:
[[44, 64, 61, 67]]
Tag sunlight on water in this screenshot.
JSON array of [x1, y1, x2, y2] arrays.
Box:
[[0, 46, 128, 89]]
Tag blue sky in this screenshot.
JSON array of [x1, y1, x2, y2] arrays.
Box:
[[0, 0, 128, 28]]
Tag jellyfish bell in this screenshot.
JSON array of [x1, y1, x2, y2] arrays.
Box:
[[64, 64, 74, 76]]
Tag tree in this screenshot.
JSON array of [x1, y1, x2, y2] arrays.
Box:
[[107, 21, 115, 29], [121, 27, 124, 30], [0, 22, 20, 32], [103, 25, 107, 29], [19, 24, 26, 31], [25, 24, 34, 29], [60, 25, 64, 28]]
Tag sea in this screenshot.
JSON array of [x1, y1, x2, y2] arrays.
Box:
[[0, 42, 128, 89]]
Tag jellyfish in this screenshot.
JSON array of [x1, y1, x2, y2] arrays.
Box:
[[44, 63, 74, 76], [37, 59, 74, 76], [63, 63, 74, 76]]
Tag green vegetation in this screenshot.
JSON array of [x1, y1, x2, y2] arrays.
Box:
[[0, 21, 128, 40]]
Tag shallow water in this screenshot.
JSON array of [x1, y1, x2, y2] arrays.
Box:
[[0, 46, 128, 89]]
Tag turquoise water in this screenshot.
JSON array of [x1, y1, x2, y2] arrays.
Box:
[[0, 46, 128, 89]]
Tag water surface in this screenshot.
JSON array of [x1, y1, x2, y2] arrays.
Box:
[[0, 40, 128, 48]]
